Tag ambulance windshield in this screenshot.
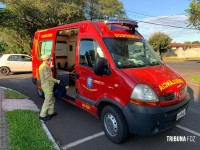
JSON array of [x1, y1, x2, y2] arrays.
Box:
[[103, 38, 163, 68]]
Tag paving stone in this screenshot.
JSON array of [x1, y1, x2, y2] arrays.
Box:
[[0, 89, 8, 150]]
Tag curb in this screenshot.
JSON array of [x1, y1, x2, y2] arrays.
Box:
[[0, 88, 8, 150], [0, 86, 60, 150], [41, 120, 60, 150]]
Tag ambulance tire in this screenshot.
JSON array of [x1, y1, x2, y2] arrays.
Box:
[[101, 105, 129, 144], [0, 67, 10, 76], [37, 88, 44, 98]]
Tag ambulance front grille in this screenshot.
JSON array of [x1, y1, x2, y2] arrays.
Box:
[[159, 93, 176, 101]]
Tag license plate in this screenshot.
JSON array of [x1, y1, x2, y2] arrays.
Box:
[[176, 109, 186, 120]]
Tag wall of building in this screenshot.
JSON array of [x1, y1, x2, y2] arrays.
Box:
[[174, 48, 200, 58]]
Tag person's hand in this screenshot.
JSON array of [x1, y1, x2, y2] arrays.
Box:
[[57, 80, 60, 84]]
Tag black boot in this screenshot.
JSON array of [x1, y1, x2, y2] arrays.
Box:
[[48, 112, 57, 118], [39, 116, 51, 121]]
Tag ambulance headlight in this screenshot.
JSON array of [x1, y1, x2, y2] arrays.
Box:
[[131, 84, 158, 102]]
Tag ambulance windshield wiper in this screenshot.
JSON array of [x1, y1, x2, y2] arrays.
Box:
[[149, 61, 163, 66], [119, 64, 147, 69]]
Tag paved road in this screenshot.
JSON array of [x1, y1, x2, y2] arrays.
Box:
[[0, 61, 200, 150]]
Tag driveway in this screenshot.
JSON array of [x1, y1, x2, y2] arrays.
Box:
[[0, 61, 200, 150]]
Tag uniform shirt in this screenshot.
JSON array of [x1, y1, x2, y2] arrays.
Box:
[[39, 62, 57, 94]]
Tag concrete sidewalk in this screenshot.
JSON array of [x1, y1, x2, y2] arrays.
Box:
[[0, 88, 8, 150], [0, 87, 39, 150], [0, 87, 60, 150]]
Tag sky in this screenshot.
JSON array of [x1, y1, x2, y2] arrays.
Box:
[[1, 1, 200, 43], [120, 0, 200, 43]]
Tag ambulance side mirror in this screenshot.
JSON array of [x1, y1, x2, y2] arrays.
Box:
[[94, 57, 111, 76]]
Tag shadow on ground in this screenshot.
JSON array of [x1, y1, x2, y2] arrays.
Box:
[[185, 60, 200, 63], [187, 86, 195, 102]]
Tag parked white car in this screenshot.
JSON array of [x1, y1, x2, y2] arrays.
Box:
[[0, 54, 32, 75]]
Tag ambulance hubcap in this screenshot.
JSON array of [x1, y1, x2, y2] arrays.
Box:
[[104, 113, 118, 136]]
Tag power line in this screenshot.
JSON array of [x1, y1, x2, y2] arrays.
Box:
[[126, 10, 187, 22], [126, 10, 156, 18], [138, 20, 198, 30], [124, 9, 200, 40], [126, 10, 186, 18], [124, 10, 198, 31]]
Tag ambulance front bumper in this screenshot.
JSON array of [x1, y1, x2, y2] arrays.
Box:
[[122, 94, 190, 136]]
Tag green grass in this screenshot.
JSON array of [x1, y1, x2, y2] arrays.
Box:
[[6, 110, 55, 150], [189, 75, 200, 84], [4, 89, 27, 99]]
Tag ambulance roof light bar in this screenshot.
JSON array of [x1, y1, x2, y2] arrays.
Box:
[[104, 20, 138, 28]]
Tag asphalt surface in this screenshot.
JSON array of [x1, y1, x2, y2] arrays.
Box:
[[0, 61, 200, 150]]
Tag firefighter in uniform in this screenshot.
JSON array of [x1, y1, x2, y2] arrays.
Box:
[[39, 54, 60, 121]]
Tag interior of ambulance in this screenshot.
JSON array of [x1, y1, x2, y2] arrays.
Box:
[[54, 28, 79, 99]]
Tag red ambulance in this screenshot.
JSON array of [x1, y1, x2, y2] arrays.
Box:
[[32, 20, 190, 143]]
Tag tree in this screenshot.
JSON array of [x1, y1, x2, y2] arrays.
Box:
[[84, 0, 126, 20], [148, 32, 172, 54], [97, 0, 126, 20], [0, 0, 126, 54], [184, 41, 192, 44], [192, 40, 200, 44], [186, 0, 200, 30], [0, 28, 29, 54], [0, 0, 86, 54], [184, 41, 200, 44], [0, 40, 7, 55]]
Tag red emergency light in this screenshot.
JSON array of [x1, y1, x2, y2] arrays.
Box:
[[104, 20, 138, 28], [105, 20, 138, 34]]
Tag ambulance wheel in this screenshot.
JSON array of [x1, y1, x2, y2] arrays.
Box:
[[0, 67, 10, 76], [101, 105, 129, 144], [37, 88, 44, 98]]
